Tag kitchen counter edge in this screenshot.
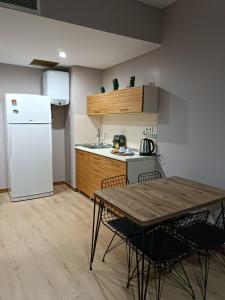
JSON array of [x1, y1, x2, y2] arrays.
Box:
[[75, 146, 156, 162]]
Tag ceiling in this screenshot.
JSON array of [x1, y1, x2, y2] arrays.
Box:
[[137, 0, 177, 9], [0, 7, 159, 70]]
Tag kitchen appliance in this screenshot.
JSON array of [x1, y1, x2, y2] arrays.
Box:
[[43, 70, 70, 106], [113, 135, 126, 150], [3, 94, 53, 202], [140, 138, 155, 156]]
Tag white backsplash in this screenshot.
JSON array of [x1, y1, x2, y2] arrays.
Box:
[[102, 113, 157, 150]]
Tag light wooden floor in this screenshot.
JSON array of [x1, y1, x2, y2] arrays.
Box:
[[0, 184, 225, 300]]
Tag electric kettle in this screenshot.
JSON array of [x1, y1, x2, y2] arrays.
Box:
[[140, 138, 155, 156]]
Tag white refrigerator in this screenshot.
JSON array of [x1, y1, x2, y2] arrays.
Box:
[[3, 94, 53, 202]]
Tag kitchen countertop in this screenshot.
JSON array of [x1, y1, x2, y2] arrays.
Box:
[[75, 145, 156, 162]]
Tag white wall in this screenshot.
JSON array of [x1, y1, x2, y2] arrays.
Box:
[[102, 49, 160, 149], [67, 66, 102, 187], [158, 0, 225, 189], [0, 63, 66, 188]]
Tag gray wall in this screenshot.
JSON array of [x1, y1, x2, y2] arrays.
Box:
[[51, 106, 66, 182], [158, 0, 225, 188], [0, 63, 66, 188], [40, 0, 162, 43], [102, 49, 160, 91], [102, 49, 159, 149]]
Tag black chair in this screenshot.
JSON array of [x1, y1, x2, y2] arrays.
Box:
[[215, 203, 225, 230], [101, 173, 163, 262], [214, 204, 225, 259], [175, 209, 225, 300], [100, 175, 132, 261], [126, 223, 196, 300], [138, 170, 162, 183]]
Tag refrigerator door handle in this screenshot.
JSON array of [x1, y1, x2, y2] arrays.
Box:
[[9, 134, 12, 160]]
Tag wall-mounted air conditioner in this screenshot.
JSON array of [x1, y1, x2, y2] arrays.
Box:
[[0, 0, 41, 15], [43, 71, 70, 106]]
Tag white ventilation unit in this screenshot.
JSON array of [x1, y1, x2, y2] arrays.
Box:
[[43, 71, 70, 106], [0, 0, 40, 15]]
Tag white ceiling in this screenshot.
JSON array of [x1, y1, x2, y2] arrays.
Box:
[[137, 0, 177, 9], [0, 8, 159, 70]]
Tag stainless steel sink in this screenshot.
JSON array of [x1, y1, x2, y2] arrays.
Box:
[[79, 143, 112, 149]]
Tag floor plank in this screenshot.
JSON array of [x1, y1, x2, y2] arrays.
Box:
[[0, 185, 225, 300]]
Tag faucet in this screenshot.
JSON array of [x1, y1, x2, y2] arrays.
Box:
[[97, 128, 101, 144]]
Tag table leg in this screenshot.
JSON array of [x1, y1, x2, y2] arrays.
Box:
[[134, 225, 141, 299], [90, 197, 103, 270], [221, 201, 225, 230], [134, 226, 152, 300], [134, 226, 154, 300]]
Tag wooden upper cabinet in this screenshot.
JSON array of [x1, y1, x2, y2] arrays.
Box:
[[87, 86, 158, 116]]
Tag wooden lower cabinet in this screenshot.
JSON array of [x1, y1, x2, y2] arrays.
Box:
[[76, 149, 127, 198]]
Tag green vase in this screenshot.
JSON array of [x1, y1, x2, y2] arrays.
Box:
[[113, 78, 119, 90], [129, 76, 135, 87], [100, 86, 105, 93]]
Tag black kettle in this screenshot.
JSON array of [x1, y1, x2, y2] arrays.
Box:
[[140, 138, 155, 156]]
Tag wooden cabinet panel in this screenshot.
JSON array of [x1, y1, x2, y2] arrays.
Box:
[[76, 150, 90, 195], [87, 86, 158, 116], [76, 150, 126, 198], [109, 87, 143, 114], [87, 93, 110, 115]]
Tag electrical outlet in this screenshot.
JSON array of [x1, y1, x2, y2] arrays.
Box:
[[143, 127, 158, 138]]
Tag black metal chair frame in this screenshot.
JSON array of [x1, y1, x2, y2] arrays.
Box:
[[100, 173, 164, 262], [90, 172, 164, 272], [101, 204, 128, 261], [175, 206, 225, 300], [138, 171, 162, 183], [126, 222, 196, 300], [100, 175, 130, 261]]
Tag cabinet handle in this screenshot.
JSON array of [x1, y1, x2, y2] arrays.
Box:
[[92, 157, 101, 161], [93, 110, 100, 113], [119, 108, 129, 112], [112, 163, 120, 167]]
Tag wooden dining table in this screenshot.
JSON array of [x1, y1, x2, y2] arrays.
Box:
[[89, 176, 225, 300]]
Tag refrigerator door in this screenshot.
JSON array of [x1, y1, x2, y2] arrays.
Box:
[[8, 123, 53, 200], [5, 94, 51, 124]]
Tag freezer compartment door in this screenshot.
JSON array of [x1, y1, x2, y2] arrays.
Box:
[[8, 124, 53, 200], [5, 94, 51, 124]]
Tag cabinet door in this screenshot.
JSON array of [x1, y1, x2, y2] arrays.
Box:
[[100, 156, 127, 178], [87, 87, 143, 115], [76, 150, 127, 198], [87, 86, 159, 116], [87, 93, 110, 115], [76, 150, 90, 195], [88, 153, 127, 198], [109, 87, 143, 114], [87, 153, 103, 196]]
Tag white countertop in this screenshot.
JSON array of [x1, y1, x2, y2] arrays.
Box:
[[75, 146, 156, 162]]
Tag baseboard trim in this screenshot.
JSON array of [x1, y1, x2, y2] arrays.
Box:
[[1, 182, 77, 194], [53, 181, 65, 186], [53, 181, 77, 192]]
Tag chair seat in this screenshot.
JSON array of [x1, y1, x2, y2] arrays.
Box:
[[107, 217, 152, 237], [130, 229, 191, 263], [180, 223, 225, 250]]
